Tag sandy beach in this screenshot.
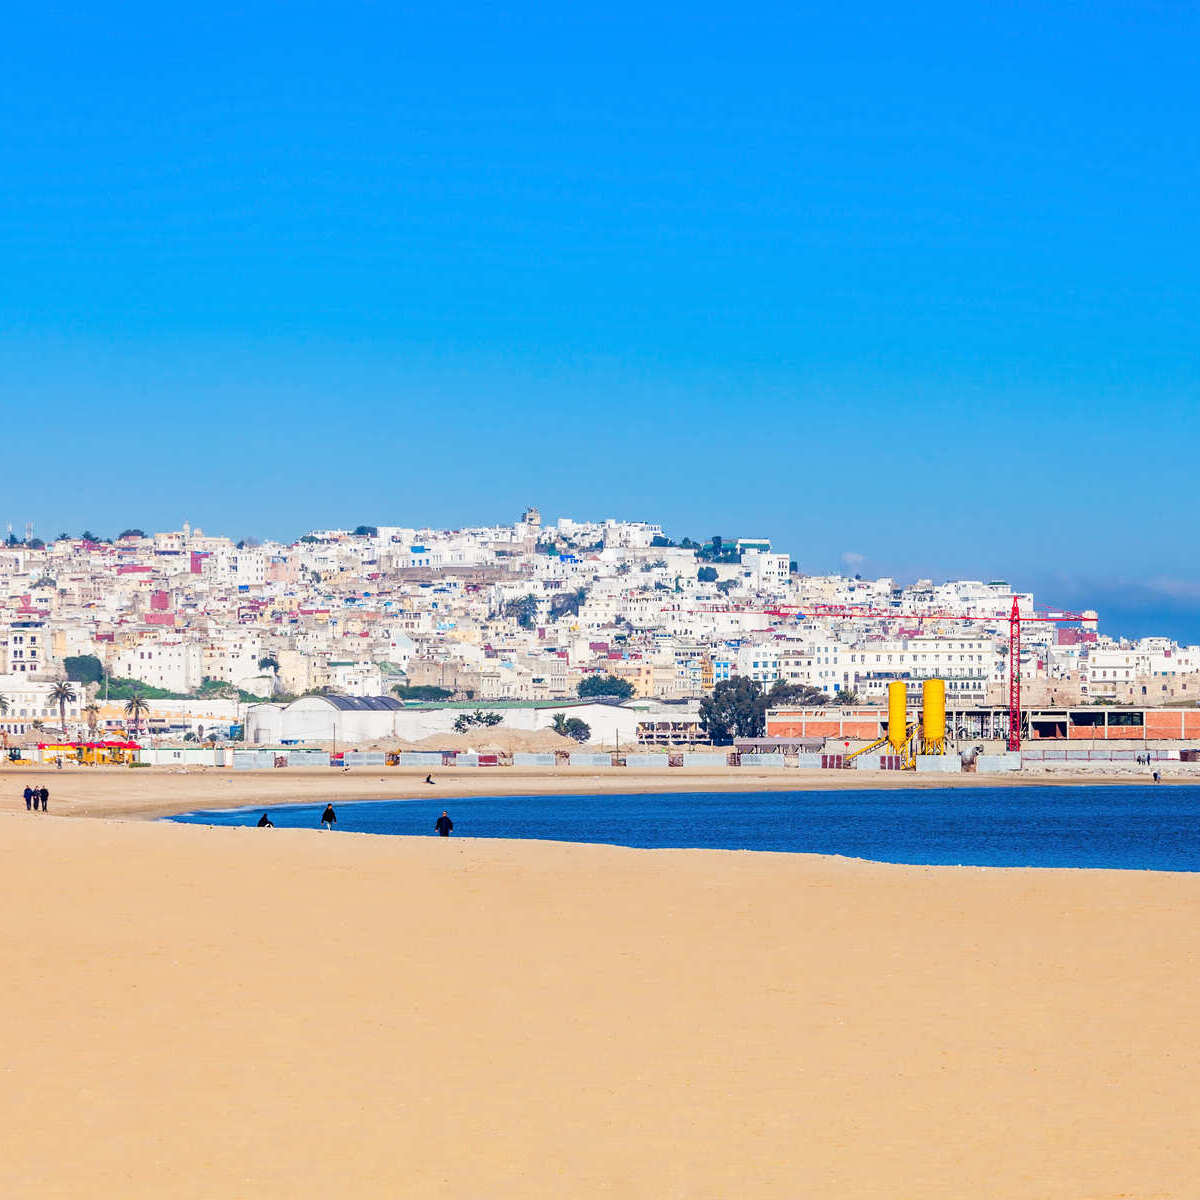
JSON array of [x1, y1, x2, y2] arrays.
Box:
[[1, 809, 1199, 1198], [3, 767, 1199, 1196]]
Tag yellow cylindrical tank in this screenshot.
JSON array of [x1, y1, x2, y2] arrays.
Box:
[[922, 678, 946, 751], [887, 680, 907, 751]]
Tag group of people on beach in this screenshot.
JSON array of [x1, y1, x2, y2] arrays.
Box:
[[21, 784, 49, 813], [253, 804, 455, 835], [1134, 754, 1163, 782]]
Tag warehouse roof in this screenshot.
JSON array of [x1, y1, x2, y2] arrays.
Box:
[[317, 695, 404, 712]]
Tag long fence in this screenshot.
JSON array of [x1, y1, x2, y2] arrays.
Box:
[[225, 747, 956, 770]]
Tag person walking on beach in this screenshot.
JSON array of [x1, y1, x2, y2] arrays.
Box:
[[39, 786, 48, 813], [257, 812, 274, 827], [321, 803, 337, 830], [23, 785, 33, 811], [435, 811, 453, 837]]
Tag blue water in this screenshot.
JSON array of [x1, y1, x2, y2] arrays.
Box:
[[167, 787, 1200, 871]]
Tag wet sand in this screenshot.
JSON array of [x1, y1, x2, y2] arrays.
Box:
[[1, 811, 1198, 1197]]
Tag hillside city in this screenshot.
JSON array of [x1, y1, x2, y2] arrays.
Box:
[[0, 508, 1196, 749]]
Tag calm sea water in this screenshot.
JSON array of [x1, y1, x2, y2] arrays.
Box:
[[168, 786, 1200, 871]]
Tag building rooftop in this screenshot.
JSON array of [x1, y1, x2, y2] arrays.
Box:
[[319, 695, 404, 712]]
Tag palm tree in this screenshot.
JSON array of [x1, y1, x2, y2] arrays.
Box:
[[0, 693, 8, 717], [50, 681, 77, 741], [83, 703, 101, 738], [124, 692, 150, 741], [551, 713, 569, 737]]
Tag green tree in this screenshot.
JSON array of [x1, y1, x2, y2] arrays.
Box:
[[124, 692, 150, 740], [391, 684, 454, 701], [552, 713, 591, 743], [577, 675, 634, 701], [117, 528, 146, 539], [50, 681, 77, 738], [697, 566, 718, 583], [549, 588, 588, 620], [699, 677, 777, 745], [353, 525, 378, 537], [453, 709, 505, 733], [64, 654, 105, 685], [766, 681, 828, 707], [833, 687, 860, 704], [503, 594, 539, 629], [258, 655, 279, 672], [80, 530, 100, 542]]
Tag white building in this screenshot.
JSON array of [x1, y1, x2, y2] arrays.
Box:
[[0, 675, 85, 736], [112, 639, 204, 693], [246, 695, 404, 744], [2, 621, 48, 676]]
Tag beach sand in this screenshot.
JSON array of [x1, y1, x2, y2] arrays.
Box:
[[2, 796, 1199, 1197]]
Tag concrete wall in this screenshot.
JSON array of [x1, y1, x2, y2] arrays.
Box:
[[1023, 748, 1173, 762], [680, 753, 728, 767], [342, 751, 387, 766], [569, 753, 614, 766], [851, 754, 903, 771], [739, 753, 787, 768], [513, 753, 557, 766], [624, 753, 670, 768], [286, 749, 329, 767], [977, 753, 1021, 773], [399, 752, 442, 766], [915, 755, 961, 773], [232, 749, 276, 770]]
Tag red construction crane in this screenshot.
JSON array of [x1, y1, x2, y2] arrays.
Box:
[[672, 597, 1093, 751]]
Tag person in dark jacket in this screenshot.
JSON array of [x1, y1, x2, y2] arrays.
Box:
[[321, 803, 337, 829], [23, 785, 33, 811], [435, 811, 453, 837], [39, 786, 48, 812], [257, 812, 274, 827]]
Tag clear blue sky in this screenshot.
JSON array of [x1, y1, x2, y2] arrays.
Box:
[[2, 3, 1198, 638]]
